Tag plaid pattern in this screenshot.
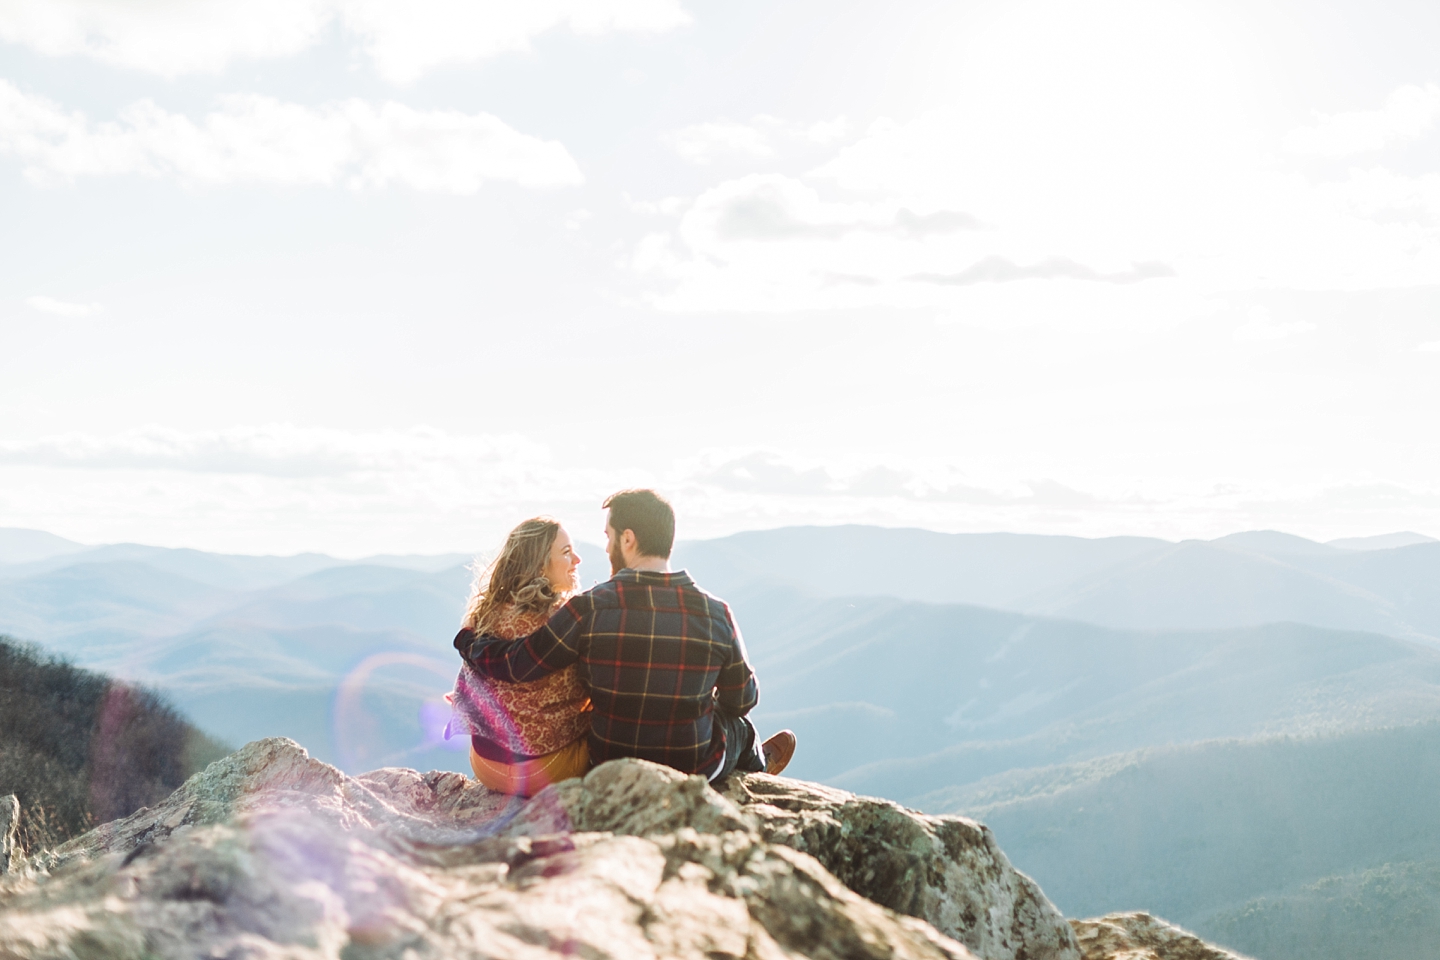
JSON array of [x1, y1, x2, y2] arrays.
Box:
[[458, 568, 758, 775]]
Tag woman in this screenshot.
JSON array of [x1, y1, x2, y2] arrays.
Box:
[[446, 517, 591, 796]]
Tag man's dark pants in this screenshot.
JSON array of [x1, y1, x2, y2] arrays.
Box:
[[711, 705, 766, 781]]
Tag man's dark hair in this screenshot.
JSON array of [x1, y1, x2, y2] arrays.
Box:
[[603, 488, 676, 558]]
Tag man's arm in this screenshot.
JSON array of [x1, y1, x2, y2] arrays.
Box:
[[458, 597, 587, 683], [714, 608, 759, 715]]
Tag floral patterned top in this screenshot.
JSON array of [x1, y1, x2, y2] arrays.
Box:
[[446, 605, 592, 759]]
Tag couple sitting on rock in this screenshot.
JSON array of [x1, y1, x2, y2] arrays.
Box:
[[448, 488, 796, 797]]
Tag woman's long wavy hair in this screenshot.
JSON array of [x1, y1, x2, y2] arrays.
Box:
[[461, 517, 569, 633]]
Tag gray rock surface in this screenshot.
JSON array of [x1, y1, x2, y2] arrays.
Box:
[[1071, 913, 1254, 960], [0, 796, 18, 875], [0, 738, 1088, 960], [720, 773, 1080, 960]]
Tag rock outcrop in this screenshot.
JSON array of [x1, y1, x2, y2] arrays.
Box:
[[0, 738, 1082, 960], [719, 774, 1078, 960], [1071, 914, 1254, 960], [0, 739, 1248, 960]]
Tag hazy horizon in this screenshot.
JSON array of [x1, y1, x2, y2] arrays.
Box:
[[2, 520, 1437, 563]]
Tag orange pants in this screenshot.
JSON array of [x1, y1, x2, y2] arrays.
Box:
[[469, 737, 590, 797]]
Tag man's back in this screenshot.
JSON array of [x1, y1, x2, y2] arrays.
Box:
[[462, 568, 758, 775]]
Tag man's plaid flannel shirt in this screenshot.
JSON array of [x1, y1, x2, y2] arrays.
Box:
[[457, 568, 759, 775]]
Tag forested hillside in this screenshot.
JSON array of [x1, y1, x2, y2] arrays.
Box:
[[929, 723, 1440, 960], [0, 636, 229, 855]]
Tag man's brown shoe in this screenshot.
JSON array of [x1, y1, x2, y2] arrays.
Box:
[[762, 730, 797, 776]]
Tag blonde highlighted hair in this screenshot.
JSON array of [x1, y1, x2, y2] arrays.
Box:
[[462, 517, 570, 633]]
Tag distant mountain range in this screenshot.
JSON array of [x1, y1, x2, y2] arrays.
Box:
[[0, 528, 468, 585], [0, 557, 473, 775], [738, 588, 1440, 796], [5, 522, 1438, 777], [0, 529, 488, 771], [675, 525, 1440, 643], [4, 521, 1439, 960], [11, 523, 1436, 637]]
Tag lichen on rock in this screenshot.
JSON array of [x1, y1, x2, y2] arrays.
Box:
[[1071, 913, 1255, 960], [720, 771, 1080, 960]]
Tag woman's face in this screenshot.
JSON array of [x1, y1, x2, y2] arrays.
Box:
[[543, 526, 581, 593]]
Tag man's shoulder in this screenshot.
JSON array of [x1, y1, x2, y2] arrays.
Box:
[[596, 570, 735, 620], [681, 577, 730, 609], [671, 576, 736, 625]]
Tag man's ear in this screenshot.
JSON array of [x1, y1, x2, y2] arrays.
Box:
[[621, 528, 639, 555]]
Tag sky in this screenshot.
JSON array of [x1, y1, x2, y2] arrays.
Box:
[[2, 0, 1439, 557]]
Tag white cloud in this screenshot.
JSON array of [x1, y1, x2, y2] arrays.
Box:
[[680, 174, 889, 241], [631, 172, 1174, 312], [1284, 84, 1440, 158], [665, 120, 774, 165], [799, 117, 850, 145], [663, 115, 850, 165], [627, 194, 688, 216], [638, 81, 1440, 313], [910, 257, 1173, 287], [0, 0, 330, 77], [1232, 308, 1316, 342], [1418, 341, 1440, 353], [0, 425, 604, 557], [0, 81, 582, 191], [0, 0, 691, 81], [682, 450, 1107, 507], [674, 174, 984, 247], [345, 0, 691, 83], [634, 3, 1271, 313], [0, 424, 551, 478], [563, 208, 591, 231], [1311, 166, 1440, 227], [26, 295, 100, 317]]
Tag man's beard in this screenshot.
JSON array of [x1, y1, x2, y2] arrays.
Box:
[[608, 539, 626, 575]]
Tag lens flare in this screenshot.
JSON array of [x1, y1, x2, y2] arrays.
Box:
[[333, 652, 471, 772]]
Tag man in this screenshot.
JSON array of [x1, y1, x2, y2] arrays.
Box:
[[458, 488, 795, 781]]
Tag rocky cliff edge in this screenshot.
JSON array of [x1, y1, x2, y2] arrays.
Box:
[[0, 738, 1241, 960]]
